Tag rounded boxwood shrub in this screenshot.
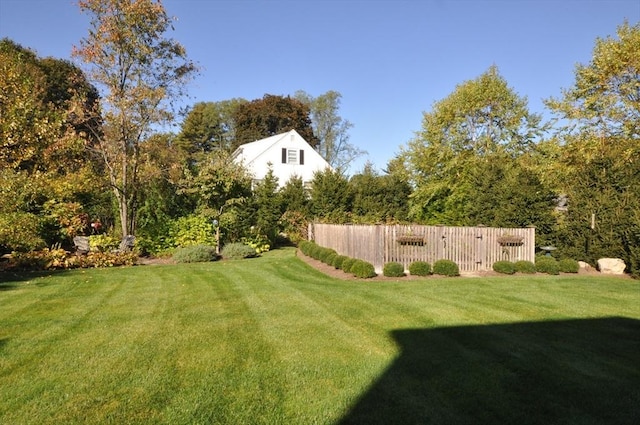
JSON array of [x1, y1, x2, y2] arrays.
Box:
[[221, 242, 257, 260], [332, 255, 348, 270], [351, 260, 377, 278], [493, 260, 515, 275], [433, 259, 460, 277], [298, 240, 313, 256], [514, 260, 536, 274], [536, 257, 560, 275], [559, 258, 580, 273], [383, 262, 405, 277], [409, 261, 431, 276], [341, 257, 357, 273], [173, 244, 218, 263], [325, 253, 337, 266]]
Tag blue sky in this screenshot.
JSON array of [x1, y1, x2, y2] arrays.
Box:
[[1, 0, 638, 174]]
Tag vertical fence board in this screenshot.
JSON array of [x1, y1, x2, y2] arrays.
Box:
[[311, 223, 535, 272]]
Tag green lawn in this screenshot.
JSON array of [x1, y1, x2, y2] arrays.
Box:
[[1, 248, 639, 424]]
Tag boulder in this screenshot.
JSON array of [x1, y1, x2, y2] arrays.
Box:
[[578, 261, 593, 271], [597, 258, 626, 275]]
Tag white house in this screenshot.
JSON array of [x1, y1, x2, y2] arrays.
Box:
[[232, 129, 331, 188]]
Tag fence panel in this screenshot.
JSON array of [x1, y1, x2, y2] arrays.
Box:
[[310, 223, 535, 272]]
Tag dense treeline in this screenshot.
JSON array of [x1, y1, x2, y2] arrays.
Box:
[[0, 14, 638, 275]]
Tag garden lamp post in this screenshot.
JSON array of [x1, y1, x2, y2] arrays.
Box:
[[212, 219, 220, 255]]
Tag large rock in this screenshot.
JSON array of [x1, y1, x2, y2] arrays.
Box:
[[578, 261, 593, 271], [597, 258, 626, 275]]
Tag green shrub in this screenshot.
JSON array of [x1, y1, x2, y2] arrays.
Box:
[[172, 245, 218, 263], [383, 262, 405, 277], [221, 242, 257, 260], [242, 232, 270, 254], [170, 215, 216, 248], [318, 248, 337, 263], [325, 253, 337, 266], [514, 260, 536, 274], [341, 257, 357, 273], [88, 234, 120, 252], [433, 259, 460, 276], [351, 260, 376, 278], [493, 260, 515, 274], [536, 257, 560, 275], [298, 241, 313, 256], [408, 261, 431, 276], [559, 258, 580, 273], [332, 255, 348, 269], [309, 244, 322, 260]]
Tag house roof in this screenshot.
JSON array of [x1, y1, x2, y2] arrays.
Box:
[[232, 129, 311, 166]]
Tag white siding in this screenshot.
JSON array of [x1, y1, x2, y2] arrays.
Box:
[[233, 130, 331, 188]]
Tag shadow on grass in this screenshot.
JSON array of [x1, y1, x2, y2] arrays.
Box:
[[339, 317, 640, 425], [0, 269, 70, 288]]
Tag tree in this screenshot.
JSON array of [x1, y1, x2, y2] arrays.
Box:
[[179, 149, 253, 245], [402, 66, 545, 224], [294, 90, 364, 170], [232, 94, 318, 151], [309, 168, 352, 223], [350, 162, 410, 223], [73, 0, 198, 238], [253, 164, 281, 244], [0, 39, 106, 251], [176, 99, 247, 156], [545, 22, 640, 274]]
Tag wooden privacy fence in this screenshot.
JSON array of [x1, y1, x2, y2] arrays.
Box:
[[310, 223, 535, 273]]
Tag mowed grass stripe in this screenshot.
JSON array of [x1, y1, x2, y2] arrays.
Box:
[[1, 248, 639, 424]]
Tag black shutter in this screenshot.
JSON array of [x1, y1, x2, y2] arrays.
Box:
[[282, 148, 286, 164], [299, 149, 304, 165]]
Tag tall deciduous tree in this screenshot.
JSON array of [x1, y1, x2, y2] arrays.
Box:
[[294, 90, 364, 171], [545, 22, 640, 275], [232, 94, 317, 151], [0, 39, 106, 251], [401, 66, 545, 224], [73, 0, 197, 238]]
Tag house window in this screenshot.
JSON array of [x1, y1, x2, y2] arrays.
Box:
[[281, 148, 305, 165], [287, 149, 297, 164]]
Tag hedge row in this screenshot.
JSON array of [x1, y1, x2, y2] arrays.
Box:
[[299, 241, 376, 279], [299, 241, 462, 279], [491, 258, 580, 275]]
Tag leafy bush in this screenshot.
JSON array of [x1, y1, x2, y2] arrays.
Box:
[[221, 242, 257, 260], [171, 215, 216, 248], [493, 260, 515, 275], [332, 255, 348, 270], [4, 249, 137, 270], [82, 251, 138, 268], [172, 245, 218, 263], [409, 261, 431, 276], [433, 259, 460, 276], [341, 257, 357, 273], [383, 262, 405, 277], [558, 258, 580, 273], [351, 260, 376, 278], [514, 260, 536, 274], [536, 257, 560, 275], [242, 232, 270, 254], [88, 234, 120, 252]]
